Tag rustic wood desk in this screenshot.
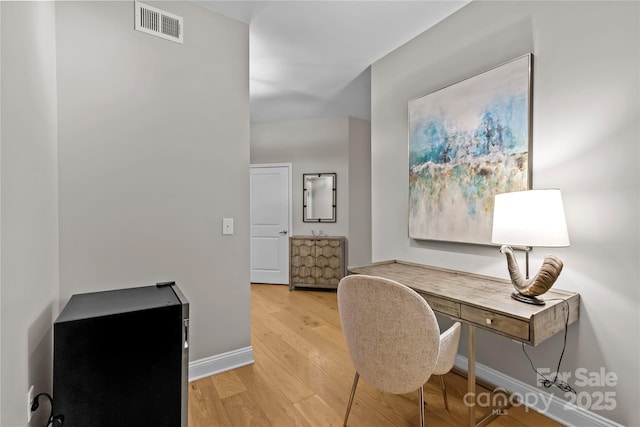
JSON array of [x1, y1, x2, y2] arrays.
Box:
[[347, 260, 580, 427]]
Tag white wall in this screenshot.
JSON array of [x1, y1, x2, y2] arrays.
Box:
[[251, 118, 349, 235], [55, 0, 250, 363], [371, 1, 639, 425], [251, 117, 372, 266], [347, 117, 372, 267], [0, 2, 59, 426], [1, 3, 249, 424], [1, 3, 3, 419]]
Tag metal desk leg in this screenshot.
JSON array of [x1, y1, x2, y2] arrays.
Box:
[[466, 324, 508, 427], [468, 324, 477, 427]]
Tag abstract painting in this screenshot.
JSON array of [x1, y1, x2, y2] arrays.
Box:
[[408, 54, 532, 244]]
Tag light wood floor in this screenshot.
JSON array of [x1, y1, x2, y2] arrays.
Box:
[[188, 284, 563, 427]]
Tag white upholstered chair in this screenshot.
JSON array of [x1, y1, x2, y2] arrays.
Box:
[[337, 274, 461, 426], [433, 320, 462, 411]]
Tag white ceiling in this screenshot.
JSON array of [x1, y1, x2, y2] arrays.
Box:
[[197, 1, 470, 122]]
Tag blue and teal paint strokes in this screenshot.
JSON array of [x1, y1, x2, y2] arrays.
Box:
[[409, 55, 530, 244]]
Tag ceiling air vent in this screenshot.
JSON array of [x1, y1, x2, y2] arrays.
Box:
[[135, 1, 183, 44]]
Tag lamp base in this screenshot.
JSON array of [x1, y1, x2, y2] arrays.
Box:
[[511, 292, 545, 306]]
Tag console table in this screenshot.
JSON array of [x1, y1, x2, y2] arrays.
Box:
[[289, 236, 347, 290], [348, 260, 580, 426]]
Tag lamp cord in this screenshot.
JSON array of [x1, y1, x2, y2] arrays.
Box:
[[521, 298, 576, 394]]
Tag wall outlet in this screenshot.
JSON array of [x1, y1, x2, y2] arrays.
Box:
[[27, 385, 34, 422]]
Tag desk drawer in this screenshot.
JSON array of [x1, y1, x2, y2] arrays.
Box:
[[423, 295, 460, 318], [461, 305, 529, 341]]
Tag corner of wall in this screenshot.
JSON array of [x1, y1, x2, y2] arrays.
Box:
[[1, 2, 59, 425]]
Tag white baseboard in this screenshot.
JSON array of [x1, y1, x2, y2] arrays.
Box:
[[454, 355, 623, 427], [189, 346, 254, 382]]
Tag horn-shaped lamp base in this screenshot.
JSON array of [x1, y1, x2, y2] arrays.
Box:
[[511, 292, 545, 306], [499, 245, 564, 306]]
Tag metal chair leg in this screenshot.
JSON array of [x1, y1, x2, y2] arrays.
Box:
[[439, 375, 449, 412], [343, 372, 359, 426], [419, 385, 425, 427]]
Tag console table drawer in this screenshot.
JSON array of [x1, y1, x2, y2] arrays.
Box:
[[422, 295, 460, 318], [461, 305, 529, 341]]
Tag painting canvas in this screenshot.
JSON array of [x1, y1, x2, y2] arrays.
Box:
[[408, 54, 532, 244]]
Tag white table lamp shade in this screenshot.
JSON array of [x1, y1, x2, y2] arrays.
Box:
[[492, 189, 570, 247]]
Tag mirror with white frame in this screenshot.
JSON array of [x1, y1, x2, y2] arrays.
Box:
[[303, 173, 336, 223]]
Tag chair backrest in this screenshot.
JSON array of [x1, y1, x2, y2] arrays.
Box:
[[434, 321, 462, 375], [337, 274, 440, 395]]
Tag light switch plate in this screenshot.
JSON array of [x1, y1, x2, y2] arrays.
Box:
[[222, 218, 234, 235]]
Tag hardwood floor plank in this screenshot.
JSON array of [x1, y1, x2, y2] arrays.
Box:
[[251, 330, 316, 403], [189, 284, 564, 427], [222, 390, 272, 427], [211, 369, 248, 399], [235, 363, 314, 427], [189, 378, 234, 426], [293, 394, 343, 427]]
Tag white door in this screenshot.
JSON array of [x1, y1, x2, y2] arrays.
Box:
[[250, 164, 291, 284]]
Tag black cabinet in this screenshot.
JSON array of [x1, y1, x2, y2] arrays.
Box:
[[53, 284, 189, 427]]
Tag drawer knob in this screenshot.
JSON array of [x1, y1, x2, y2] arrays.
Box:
[[486, 318, 493, 325]]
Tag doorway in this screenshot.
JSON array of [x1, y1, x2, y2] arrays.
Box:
[[249, 164, 292, 284]]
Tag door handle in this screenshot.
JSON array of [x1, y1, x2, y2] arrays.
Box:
[[279, 230, 288, 235]]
